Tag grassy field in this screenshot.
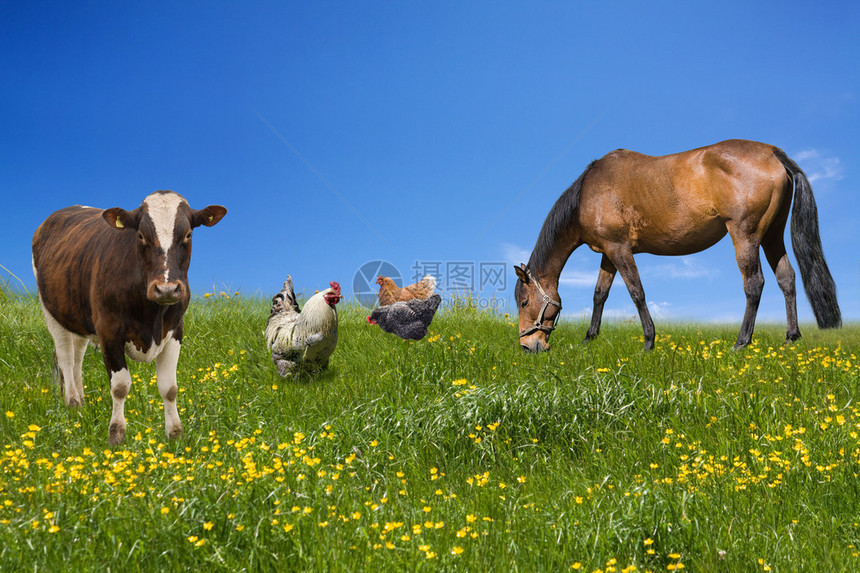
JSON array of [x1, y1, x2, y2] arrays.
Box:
[[1, 288, 860, 572]]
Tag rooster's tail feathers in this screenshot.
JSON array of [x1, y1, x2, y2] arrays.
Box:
[[271, 275, 300, 317]]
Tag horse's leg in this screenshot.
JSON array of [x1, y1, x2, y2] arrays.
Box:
[[584, 254, 617, 343], [762, 235, 801, 344], [606, 246, 655, 351], [730, 235, 765, 350]]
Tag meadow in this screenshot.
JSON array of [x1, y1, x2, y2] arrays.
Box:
[[1, 287, 860, 572]]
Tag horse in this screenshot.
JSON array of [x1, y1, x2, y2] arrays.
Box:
[[514, 139, 841, 353]]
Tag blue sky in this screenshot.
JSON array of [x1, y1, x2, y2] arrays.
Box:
[[2, 2, 858, 325]]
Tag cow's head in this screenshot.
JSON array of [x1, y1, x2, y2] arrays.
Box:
[[102, 191, 227, 306]]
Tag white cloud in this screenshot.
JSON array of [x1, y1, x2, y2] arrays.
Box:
[[571, 306, 594, 319], [598, 302, 671, 320], [570, 306, 635, 321], [569, 302, 672, 321], [792, 149, 844, 184], [647, 256, 719, 280], [558, 270, 596, 288], [647, 301, 673, 320], [502, 243, 531, 266]]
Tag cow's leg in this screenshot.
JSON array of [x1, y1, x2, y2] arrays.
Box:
[[71, 337, 88, 400], [40, 301, 87, 407], [101, 342, 131, 446], [56, 336, 88, 407], [155, 337, 183, 440]]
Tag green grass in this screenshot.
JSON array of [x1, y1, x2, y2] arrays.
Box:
[[2, 290, 860, 572]]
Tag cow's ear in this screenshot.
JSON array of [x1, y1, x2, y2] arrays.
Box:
[[514, 263, 530, 284], [103, 208, 138, 231], [191, 205, 227, 228]]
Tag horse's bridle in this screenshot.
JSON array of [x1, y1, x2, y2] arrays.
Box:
[[518, 268, 562, 339]]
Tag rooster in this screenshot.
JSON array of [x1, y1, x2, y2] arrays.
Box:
[[368, 294, 442, 340], [376, 275, 437, 306], [265, 276, 342, 376]]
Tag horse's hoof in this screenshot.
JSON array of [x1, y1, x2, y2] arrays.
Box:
[[784, 332, 802, 345]]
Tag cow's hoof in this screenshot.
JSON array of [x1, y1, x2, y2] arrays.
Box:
[[66, 398, 84, 408], [167, 425, 183, 440], [108, 423, 126, 446]]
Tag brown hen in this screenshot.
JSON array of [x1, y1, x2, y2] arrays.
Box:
[[376, 275, 437, 306]]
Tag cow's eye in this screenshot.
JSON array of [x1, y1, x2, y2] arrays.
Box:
[[137, 231, 146, 245], [184, 230, 192, 242]]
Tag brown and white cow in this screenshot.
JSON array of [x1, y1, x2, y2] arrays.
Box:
[[32, 191, 227, 445]]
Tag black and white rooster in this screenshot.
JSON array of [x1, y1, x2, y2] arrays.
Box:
[[265, 276, 342, 376]]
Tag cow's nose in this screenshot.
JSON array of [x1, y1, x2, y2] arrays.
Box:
[[156, 283, 178, 296], [152, 282, 183, 304]]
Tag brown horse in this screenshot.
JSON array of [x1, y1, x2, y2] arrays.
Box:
[[514, 139, 841, 353]]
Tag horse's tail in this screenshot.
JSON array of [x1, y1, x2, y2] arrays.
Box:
[[774, 147, 842, 329]]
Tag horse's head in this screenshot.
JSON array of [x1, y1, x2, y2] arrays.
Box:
[[513, 263, 562, 353]]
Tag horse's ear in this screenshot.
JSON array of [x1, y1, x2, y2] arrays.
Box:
[[514, 264, 529, 284]]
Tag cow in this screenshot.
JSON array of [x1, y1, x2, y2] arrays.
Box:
[[32, 190, 227, 445]]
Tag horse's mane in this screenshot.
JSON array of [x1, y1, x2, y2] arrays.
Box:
[[528, 160, 596, 271]]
